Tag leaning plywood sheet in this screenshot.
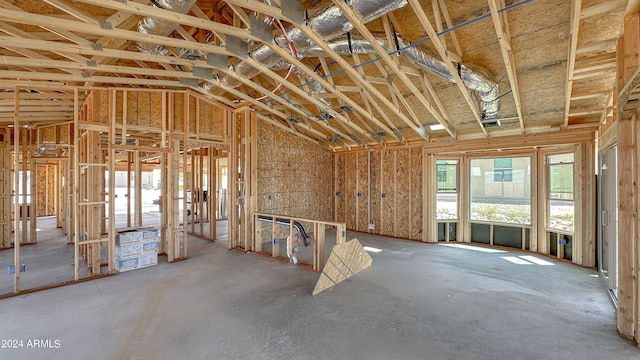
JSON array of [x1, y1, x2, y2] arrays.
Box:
[[312, 238, 372, 296]]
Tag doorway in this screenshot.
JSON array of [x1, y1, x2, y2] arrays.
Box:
[[598, 145, 618, 302]]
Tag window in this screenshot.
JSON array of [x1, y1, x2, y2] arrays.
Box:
[[470, 157, 531, 225], [548, 153, 574, 232], [493, 158, 513, 182], [436, 160, 458, 220]]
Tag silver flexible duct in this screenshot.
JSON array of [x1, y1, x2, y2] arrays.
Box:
[[137, 0, 197, 55], [211, 0, 499, 119], [218, 0, 408, 89]]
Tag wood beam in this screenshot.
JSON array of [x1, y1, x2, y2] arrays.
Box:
[[563, 0, 582, 129], [488, 0, 524, 133], [221, 0, 428, 141], [407, 0, 485, 136], [42, 0, 99, 24], [331, 0, 447, 139]]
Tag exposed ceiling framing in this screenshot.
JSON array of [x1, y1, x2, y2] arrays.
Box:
[[0, 0, 630, 150]]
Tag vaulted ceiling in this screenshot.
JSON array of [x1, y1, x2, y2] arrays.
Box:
[[0, 0, 632, 150]]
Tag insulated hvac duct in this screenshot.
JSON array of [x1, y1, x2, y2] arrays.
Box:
[[137, 0, 197, 56], [212, 0, 500, 119], [218, 0, 409, 89], [302, 37, 499, 118]]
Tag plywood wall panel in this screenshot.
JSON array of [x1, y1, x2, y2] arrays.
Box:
[[138, 92, 151, 127], [46, 164, 55, 216], [188, 96, 197, 133], [58, 125, 69, 145], [151, 92, 163, 128], [381, 149, 395, 236], [371, 150, 382, 235], [335, 153, 345, 223], [410, 147, 423, 241], [126, 91, 138, 125], [41, 127, 55, 143], [256, 121, 333, 221], [357, 151, 369, 233], [395, 148, 411, 239], [174, 93, 185, 132], [211, 104, 225, 136], [97, 90, 109, 124], [345, 152, 357, 230], [36, 164, 47, 216], [115, 90, 123, 124], [35, 164, 56, 217]]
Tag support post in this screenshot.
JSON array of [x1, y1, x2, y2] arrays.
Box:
[[13, 86, 20, 293]]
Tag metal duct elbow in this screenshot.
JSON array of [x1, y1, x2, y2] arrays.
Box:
[[137, 0, 197, 55]]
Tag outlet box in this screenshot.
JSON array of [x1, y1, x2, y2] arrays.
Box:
[[368, 223, 375, 230]]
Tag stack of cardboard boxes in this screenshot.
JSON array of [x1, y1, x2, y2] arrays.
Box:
[[115, 228, 160, 272]]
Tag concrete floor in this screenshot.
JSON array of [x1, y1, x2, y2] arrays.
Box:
[[0, 226, 639, 359]]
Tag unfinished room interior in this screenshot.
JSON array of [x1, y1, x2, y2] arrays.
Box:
[[4, 0, 640, 358]]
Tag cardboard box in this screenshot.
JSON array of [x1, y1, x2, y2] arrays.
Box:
[[141, 241, 159, 253], [138, 253, 158, 268], [115, 242, 143, 257], [116, 229, 143, 245], [115, 256, 139, 272], [141, 228, 160, 238]]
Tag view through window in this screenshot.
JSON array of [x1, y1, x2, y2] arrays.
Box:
[[436, 159, 458, 220], [548, 153, 574, 232], [470, 157, 531, 225]]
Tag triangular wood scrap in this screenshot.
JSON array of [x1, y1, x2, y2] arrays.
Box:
[[312, 238, 372, 295]]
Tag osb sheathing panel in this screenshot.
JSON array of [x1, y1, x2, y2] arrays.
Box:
[[150, 92, 163, 128], [201, 101, 225, 136], [97, 90, 109, 124], [345, 152, 357, 229], [380, 149, 395, 236], [256, 122, 333, 221], [58, 125, 69, 144], [41, 127, 56, 143], [356, 151, 369, 233], [371, 150, 382, 235], [312, 238, 372, 296], [115, 91, 123, 124], [46, 164, 55, 216], [138, 92, 151, 127], [335, 153, 345, 223], [35, 164, 55, 217], [410, 148, 423, 241], [255, 221, 273, 249], [126, 92, 138, 126], [189, 96, 197, 133], [174, 93, 185, 132], [36, 165, 46, 216], [395, 148, 410, 240]]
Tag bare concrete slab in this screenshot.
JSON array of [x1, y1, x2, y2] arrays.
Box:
[[0, 231, 638, 360]]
